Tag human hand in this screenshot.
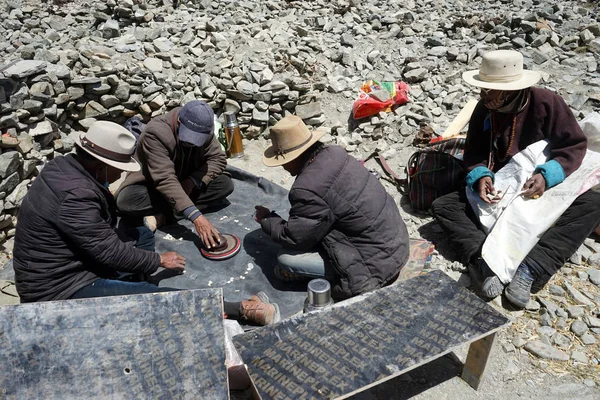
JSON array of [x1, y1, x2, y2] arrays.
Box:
[[521, 173, 546, 199], [160, 251, 185, 271], [478, 176, 501, 204], [181, 177, 195, 196], [193, 215, 221, 249], [254, 205, 271, 223]]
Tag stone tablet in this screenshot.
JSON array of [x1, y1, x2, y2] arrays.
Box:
[[0, 289, 227, 400], [234, 270, 510, 400]]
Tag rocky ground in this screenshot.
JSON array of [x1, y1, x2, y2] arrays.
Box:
[[1, 0, 600, 398]]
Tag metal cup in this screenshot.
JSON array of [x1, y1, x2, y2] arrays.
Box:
[[307, 279, 333, 308]]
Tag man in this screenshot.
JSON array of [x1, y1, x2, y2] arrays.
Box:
[[432, 50, 600, 308], [13, 121, 277, 326], [254, 115, 410, 300], [117, 100, 233, 249]]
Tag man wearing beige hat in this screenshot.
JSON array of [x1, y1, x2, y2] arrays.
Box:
[[13, 121, 278, 325], [432, 50, 600, 308], [254, 115, 410, 300]]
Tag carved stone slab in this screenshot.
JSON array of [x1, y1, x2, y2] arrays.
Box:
[[0, 289, 228, 400], [234, 270, 509, 400]]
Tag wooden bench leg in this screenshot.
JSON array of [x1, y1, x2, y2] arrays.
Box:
[[461, 332, 496, 390]]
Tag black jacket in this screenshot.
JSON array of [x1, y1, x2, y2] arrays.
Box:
[[13, 155, 161, 302], [261, 145, 409, 298]]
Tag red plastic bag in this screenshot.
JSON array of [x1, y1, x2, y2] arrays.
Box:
[[352, 80, 410, 119]]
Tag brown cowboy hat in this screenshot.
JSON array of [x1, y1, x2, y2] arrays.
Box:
[[263, 115, 326, 167]]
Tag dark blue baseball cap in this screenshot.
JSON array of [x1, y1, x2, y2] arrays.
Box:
[[177, 100, 215, 147]]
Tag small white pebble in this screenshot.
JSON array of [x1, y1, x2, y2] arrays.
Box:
[[244, 271, 249, 275], [234, 219, 239, 223], [219, 216, 228, 221], [238, 223, 243, 226], [244, 227, 251, 231], [247, 263, 254, 271], [207, 281, 213, 286]]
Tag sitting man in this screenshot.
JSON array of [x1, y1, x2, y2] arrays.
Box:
[[13, 121, 278, 326], [254, 115, 410, 300], [117, 100, 233, 249], [432, 50, 600, 308]]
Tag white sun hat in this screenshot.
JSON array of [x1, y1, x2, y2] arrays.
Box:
[[74, 121, 140, 172], [462, 50, 541, 91]]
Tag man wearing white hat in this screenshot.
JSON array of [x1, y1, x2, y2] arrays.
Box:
[[432, 50, 600, 308], [254, 115, 410, 300], [12, 121, 278, 325]]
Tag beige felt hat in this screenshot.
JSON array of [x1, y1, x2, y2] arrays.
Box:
[[263, 115, 325, 167], [74, 121, 140, 172], [462, 50, 541, 91]]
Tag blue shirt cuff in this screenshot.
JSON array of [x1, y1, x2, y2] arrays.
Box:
[[466, 166, 495, 191], [190, 176, 204, 189], [183, 206, 202, 221], [535, 160, 565, 189]]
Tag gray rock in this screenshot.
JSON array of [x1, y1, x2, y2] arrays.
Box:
[[260, 81, 288, 92], [295, 102, 322, 120], [580, 333, 596, 345], [404, 68, 428, 83], [70, 77, 101, 85], [567, 306, 585, 318], [524, 340, 569, 361], [571, 351, 588, 364], [5, 180, 30, 210], [102, 19, 120, 39], [571, 320, 589, 336], [252, 108, 269, 124], [583, 316, 600, 328], [539, 298, 559, 317], [3, 60, 47, 79], [114, 83, 131, 101], [549, 285, 566, 296], [525, 299, 540, 311], [563, 282, 594, 306], [588, 268, 600, 285], [29, 121, 57, 138], [512, 336, 527, 348], [67, 87, 85, 101], [100, 95, 120, 109], [84, 101, 109, 119], [144, 58, 163, 73], [0, 172, 20, 193], [552, 333, 571, 349], [537, 326, 556, 337], [153, 37, 174, 53], [540, 312, 553, 327]]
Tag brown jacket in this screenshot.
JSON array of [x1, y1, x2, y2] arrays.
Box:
[[119, 108, 227, 214]]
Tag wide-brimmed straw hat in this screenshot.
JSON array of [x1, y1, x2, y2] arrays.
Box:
[[74, 121, 140, 172], [263, 115, 326, 167], [462, 50, 541, 91]]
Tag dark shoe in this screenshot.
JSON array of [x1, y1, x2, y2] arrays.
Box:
[[470, 258, 504, 299], [505, 263, 535, 308], [240, 292, 280, 326]]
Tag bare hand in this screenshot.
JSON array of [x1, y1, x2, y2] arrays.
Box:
[[160, 251, 185, 271], [478, 176, 501, 204], [522, 173, 546, 199], [193, 215, 220, 249], [181, 177, 195, 196], [254, 205, 270, 223]]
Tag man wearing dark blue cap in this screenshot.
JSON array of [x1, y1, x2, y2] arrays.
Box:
[[117, 100, 233, 248]]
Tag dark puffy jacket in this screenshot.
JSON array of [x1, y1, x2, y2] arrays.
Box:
[[261, 145, 409, 298], [13, 155, 161, 302]]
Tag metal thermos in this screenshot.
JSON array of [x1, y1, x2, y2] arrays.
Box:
[[224, 112, 244, 158], [303, 279, 334, 313]]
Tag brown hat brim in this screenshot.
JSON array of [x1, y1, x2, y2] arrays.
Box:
[[262, 128, 326, 167]]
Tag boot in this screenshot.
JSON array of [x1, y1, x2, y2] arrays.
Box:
[[505, 263, 535, 308], [240, 292, 280, 326], [143, 214, 165, 232]]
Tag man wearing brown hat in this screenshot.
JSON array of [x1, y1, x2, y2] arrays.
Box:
[[117, 100, 233, 249], [431, 50, 600, 308], [254, 115, 410, 300], [13, 121, 278, 326]]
